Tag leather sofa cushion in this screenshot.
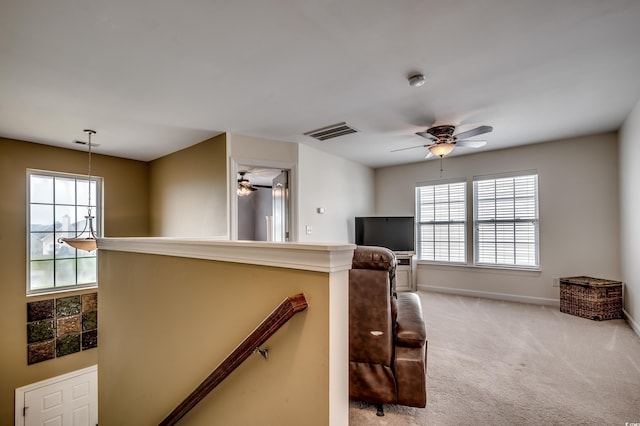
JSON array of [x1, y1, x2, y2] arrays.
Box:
[[395, 292, 426, 348]]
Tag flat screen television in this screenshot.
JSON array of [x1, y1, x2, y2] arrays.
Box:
[[355, 216, 415, 253]]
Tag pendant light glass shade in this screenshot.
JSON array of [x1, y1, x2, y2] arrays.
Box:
[[59, 129, 99, 252]]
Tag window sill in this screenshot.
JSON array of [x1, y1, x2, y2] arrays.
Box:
[[417, 261, 541, 275], [27, 284, 98, 298]]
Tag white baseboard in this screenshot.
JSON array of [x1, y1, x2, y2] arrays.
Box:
[[418, 284, 559, 307], [418, 285, 640, 338], [623, 309, 640, 338]]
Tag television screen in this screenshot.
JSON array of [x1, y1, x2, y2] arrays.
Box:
[[355, 216, 415, 252]]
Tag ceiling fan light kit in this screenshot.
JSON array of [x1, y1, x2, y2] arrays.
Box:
[[237, 171, 257, 196], [428, 143, 455, 157]]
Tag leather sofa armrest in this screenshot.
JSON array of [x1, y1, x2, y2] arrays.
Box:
[[395, 292, 426, 348], [352, 246, 397, 271]]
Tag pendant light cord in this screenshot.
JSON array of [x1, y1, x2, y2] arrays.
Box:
[[84, 129, 95, 214]]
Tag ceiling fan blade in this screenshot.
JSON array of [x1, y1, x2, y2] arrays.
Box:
[[391, 144, 427, 152], [454, 125, 493, 140], [424, 151, 434, 159], [456, 140, 487, 148], [415, 131, 436, 140]]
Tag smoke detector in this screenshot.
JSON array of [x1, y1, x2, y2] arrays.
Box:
[[408, 73, 426, 87]]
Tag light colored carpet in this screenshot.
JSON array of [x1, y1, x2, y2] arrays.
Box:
[[349, 290, 640, 425]]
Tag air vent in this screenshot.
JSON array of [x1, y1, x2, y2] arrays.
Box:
[[304, 122, 358, 141]]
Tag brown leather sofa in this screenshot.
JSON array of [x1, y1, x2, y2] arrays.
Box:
[[349, 246, 427, 415]]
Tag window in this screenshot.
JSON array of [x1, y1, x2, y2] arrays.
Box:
[[28, 170, 102, 294], [473, 173, 539, 268], [416, 180, 466, 263]]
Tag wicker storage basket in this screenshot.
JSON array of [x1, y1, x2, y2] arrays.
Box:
[[559, 276, 623, 321]]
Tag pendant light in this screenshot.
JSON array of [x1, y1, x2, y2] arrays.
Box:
[[58, 129, 99, 252]]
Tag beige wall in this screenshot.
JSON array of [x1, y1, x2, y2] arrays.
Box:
[[149, 134, 227, 237], [0, 137, 149, 423], [620, 99, 640, 333], [98, 250, 333, 425], [228, 133, 299, 163], [375, 133, 620, 303], [298, 144, 375, 243]]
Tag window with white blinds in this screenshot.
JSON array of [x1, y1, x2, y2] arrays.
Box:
[[473, 173, 539, 268], [416, 180, 466, 263]]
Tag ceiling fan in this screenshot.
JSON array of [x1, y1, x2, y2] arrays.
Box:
[[237, 171, 257, 196], [392, 124, 493, 159]]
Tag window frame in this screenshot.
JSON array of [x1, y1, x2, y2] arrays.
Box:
[[415, 178, 467, 265], [27, 169, 103, 295], [472, 171, 539, 269]]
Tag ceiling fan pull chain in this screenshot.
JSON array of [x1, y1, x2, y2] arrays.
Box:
[[439, 157, 444, 177]]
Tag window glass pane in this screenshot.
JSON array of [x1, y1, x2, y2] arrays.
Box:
[[496, 242, 514, 262], [55, 177, 76, 205], [30, 260, 54, 290], [30, 175, 53, 203], [55, 259, 77, 287], [516, 242, 537, 266], [515, 197, 536, 218], [30, 233, 54, 260], [76, 207, 90, 231], [30, 205, 53, 232], [450, 201, 465, 220], [55, 205, 77, 233], [76, 180, 97, 207], [78, 257, 97, 284], [450, 224, 465, 240]]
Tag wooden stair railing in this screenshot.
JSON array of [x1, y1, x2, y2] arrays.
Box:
[[158, 293, 309, 426]]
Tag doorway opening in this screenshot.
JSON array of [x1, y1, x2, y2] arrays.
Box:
[[236, 166, 291, 242]]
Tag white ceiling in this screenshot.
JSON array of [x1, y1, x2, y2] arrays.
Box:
[[2, 0, 639, 168]]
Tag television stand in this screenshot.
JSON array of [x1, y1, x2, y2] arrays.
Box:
[[394, 253, 417, 292]]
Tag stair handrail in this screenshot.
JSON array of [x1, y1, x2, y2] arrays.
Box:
[[158, 293, 309, 426]]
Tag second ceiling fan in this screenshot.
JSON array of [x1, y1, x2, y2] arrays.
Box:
[[393, 124, 493, 158]]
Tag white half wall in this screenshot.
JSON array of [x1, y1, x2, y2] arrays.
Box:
[[620, 99, 640, 335], [298, 144, 375, 243], [375, 133, 621, 302]]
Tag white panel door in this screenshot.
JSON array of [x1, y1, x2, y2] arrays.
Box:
[[17, 366, 97, 426]]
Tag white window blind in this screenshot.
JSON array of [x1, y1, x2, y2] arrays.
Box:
[[473, 173, 539, 268], [416, 180, 466, 263]]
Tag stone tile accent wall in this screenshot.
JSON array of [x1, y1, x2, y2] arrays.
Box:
[[26, 292, 98, 365]]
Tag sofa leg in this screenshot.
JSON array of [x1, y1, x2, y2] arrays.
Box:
[[376, 404, 384, 417]]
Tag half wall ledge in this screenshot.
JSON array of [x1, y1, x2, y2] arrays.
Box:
[[97, 237, 356, 273]]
